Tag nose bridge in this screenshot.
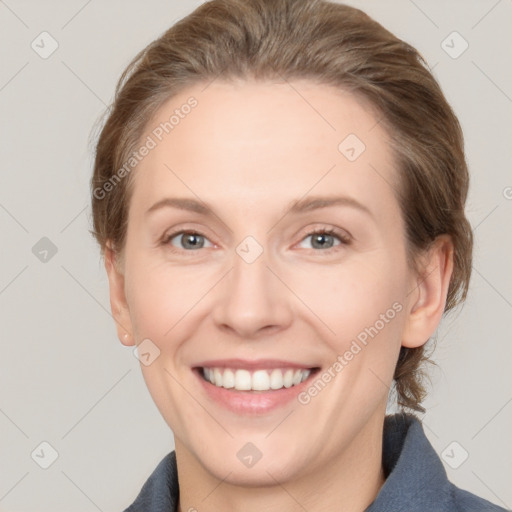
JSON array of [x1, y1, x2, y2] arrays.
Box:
[[211, 234, 292, 336], [233, 236, 272, 296]]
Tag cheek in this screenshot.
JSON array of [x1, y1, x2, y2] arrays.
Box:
[[131, 282, 191, 352], [123, 244, 212, 342], [293, 257, 407, 340], [293, 254, 408, 397], [123, 258, 204, 425]]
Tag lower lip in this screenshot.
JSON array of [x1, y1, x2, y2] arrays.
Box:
[[194, 369, 318, 415]]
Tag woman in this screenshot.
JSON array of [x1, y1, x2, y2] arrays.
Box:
[[90, 0, 508, 510]]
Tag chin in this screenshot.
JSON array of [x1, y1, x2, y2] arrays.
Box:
[[196, 442, 310, 488]]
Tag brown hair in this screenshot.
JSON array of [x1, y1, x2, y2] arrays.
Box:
[[90, 0, 473, 413]]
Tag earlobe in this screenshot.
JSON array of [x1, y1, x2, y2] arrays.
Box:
[[104, 241, 135, 346], [122, 332, 133, 345], [402, 235, 454, 349]]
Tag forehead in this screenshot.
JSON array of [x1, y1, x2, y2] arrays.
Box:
[[130, 79, 400, 222]]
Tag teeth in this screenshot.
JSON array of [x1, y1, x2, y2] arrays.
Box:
[[214, 368, 223, 387], [235, 369, 252, 391], [270, 369, 283, 389], [252, 370, 270, 391], [292, 369, 302, 386], [222, 369, 235, 389], [283, 369, 293, 388], [201, 367, 311, 391]]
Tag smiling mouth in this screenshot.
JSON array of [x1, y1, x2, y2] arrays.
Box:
[[196, 366, 320, 392]]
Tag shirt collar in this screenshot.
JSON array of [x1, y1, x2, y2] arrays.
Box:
[[365, 412, 454, 512]]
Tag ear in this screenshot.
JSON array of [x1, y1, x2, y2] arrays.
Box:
[[402, 235, 454, 348], [104, 241, 135, 346]]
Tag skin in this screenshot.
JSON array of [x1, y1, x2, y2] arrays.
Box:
[[105, 79, 453, 512]]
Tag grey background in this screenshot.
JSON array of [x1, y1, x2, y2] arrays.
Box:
[[0, 0, 511, 510]]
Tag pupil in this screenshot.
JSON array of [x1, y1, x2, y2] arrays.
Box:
[[184, 234, 202, 249], [313, 234, 332, 249]]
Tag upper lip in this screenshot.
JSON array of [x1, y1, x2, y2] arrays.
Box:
[[193, 359, 319, 370]]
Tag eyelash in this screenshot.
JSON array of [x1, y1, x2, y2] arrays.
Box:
[[161, 227, 351, 255]]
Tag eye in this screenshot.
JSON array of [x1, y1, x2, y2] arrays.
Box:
[[164, 230, 214, 251], [297, 228, 350, 252], [162, 227, 351, 254]]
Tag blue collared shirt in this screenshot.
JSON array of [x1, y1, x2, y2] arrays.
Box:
[[123, 413, 509, 511]]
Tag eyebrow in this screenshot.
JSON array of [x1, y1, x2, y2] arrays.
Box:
[[145, 195, 374, 219]]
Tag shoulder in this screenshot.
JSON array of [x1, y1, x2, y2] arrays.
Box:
[[365, 413, 509, 512]]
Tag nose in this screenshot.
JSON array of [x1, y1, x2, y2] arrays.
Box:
[[211, 243, 294, 340]]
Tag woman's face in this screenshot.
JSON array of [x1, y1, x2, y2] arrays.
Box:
[[111, 80, 426, 484]]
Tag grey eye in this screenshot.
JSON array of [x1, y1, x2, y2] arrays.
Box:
[[168, 232, 213, 250], [298, 231, 343, 250]]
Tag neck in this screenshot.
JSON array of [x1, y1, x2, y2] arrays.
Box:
[[176, 410, 386, 512]]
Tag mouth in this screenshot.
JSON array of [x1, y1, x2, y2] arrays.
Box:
[[198, 366, 314, 391], [192, 360, 321, 414]]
